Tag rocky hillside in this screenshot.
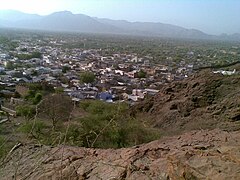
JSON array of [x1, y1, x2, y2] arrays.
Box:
[[133, 69, 240, 135], [1, 129, 240, 179], [1, 69, 240, 179]]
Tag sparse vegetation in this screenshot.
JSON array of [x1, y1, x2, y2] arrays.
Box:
[[16, 105, 36, 120], [15, 51, 42, 60], [68, 100, 160, 148], [0, 135, 7, 159], [14, 99, 160, 148], [18, 120, 47, 139]]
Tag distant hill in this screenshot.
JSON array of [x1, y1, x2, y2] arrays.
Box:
[[96, 18, 211, 39], [219, 33, 240, 41], [0, 10, 120, 33], [0, 10, 239, 41], [0, 10, 41, 22]]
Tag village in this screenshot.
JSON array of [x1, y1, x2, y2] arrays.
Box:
[[0, 35, 198, 106], [0, 33, 239, 111]]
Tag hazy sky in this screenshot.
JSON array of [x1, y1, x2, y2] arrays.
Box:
[[0, 0, 239, 35]]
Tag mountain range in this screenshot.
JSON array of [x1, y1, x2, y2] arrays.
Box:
[[0, 10, 239, 41]]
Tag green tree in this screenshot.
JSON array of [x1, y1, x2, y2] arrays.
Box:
[[31, 51, 42, 58], [137, 69, 147, 78], [5, 61, 14, 70], [16, 51, 42, 60], [80, 72, 95, 84], [31, 70, 38, 76], [62, 66, 70, 73]]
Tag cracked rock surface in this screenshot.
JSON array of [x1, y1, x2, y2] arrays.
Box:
[[1, 129, 240, 179]]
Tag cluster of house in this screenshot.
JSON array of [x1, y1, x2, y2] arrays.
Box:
[[213, 69, 236, 75], [0, 37, 197, 104]]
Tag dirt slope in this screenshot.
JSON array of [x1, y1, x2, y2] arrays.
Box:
[[1, 129, 240, 180], [133, 70, 240, 135]]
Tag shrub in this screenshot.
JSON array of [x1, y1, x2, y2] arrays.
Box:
[[55, 87, 64, 94], [16, 105, 36, 120], [18, 100, 161, 149], [76, 100, 160, 148], [18, 120, 47, 138], [0, 136, 7, 159], [33, 93, 42, 105], [66, 124, 83, 146]]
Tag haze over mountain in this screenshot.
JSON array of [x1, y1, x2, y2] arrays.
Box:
[[0, 10, 239, 41]]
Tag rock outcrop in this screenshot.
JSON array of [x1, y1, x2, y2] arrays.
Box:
[[1, 129, 240, 179], [133, 70, 240, 135]]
